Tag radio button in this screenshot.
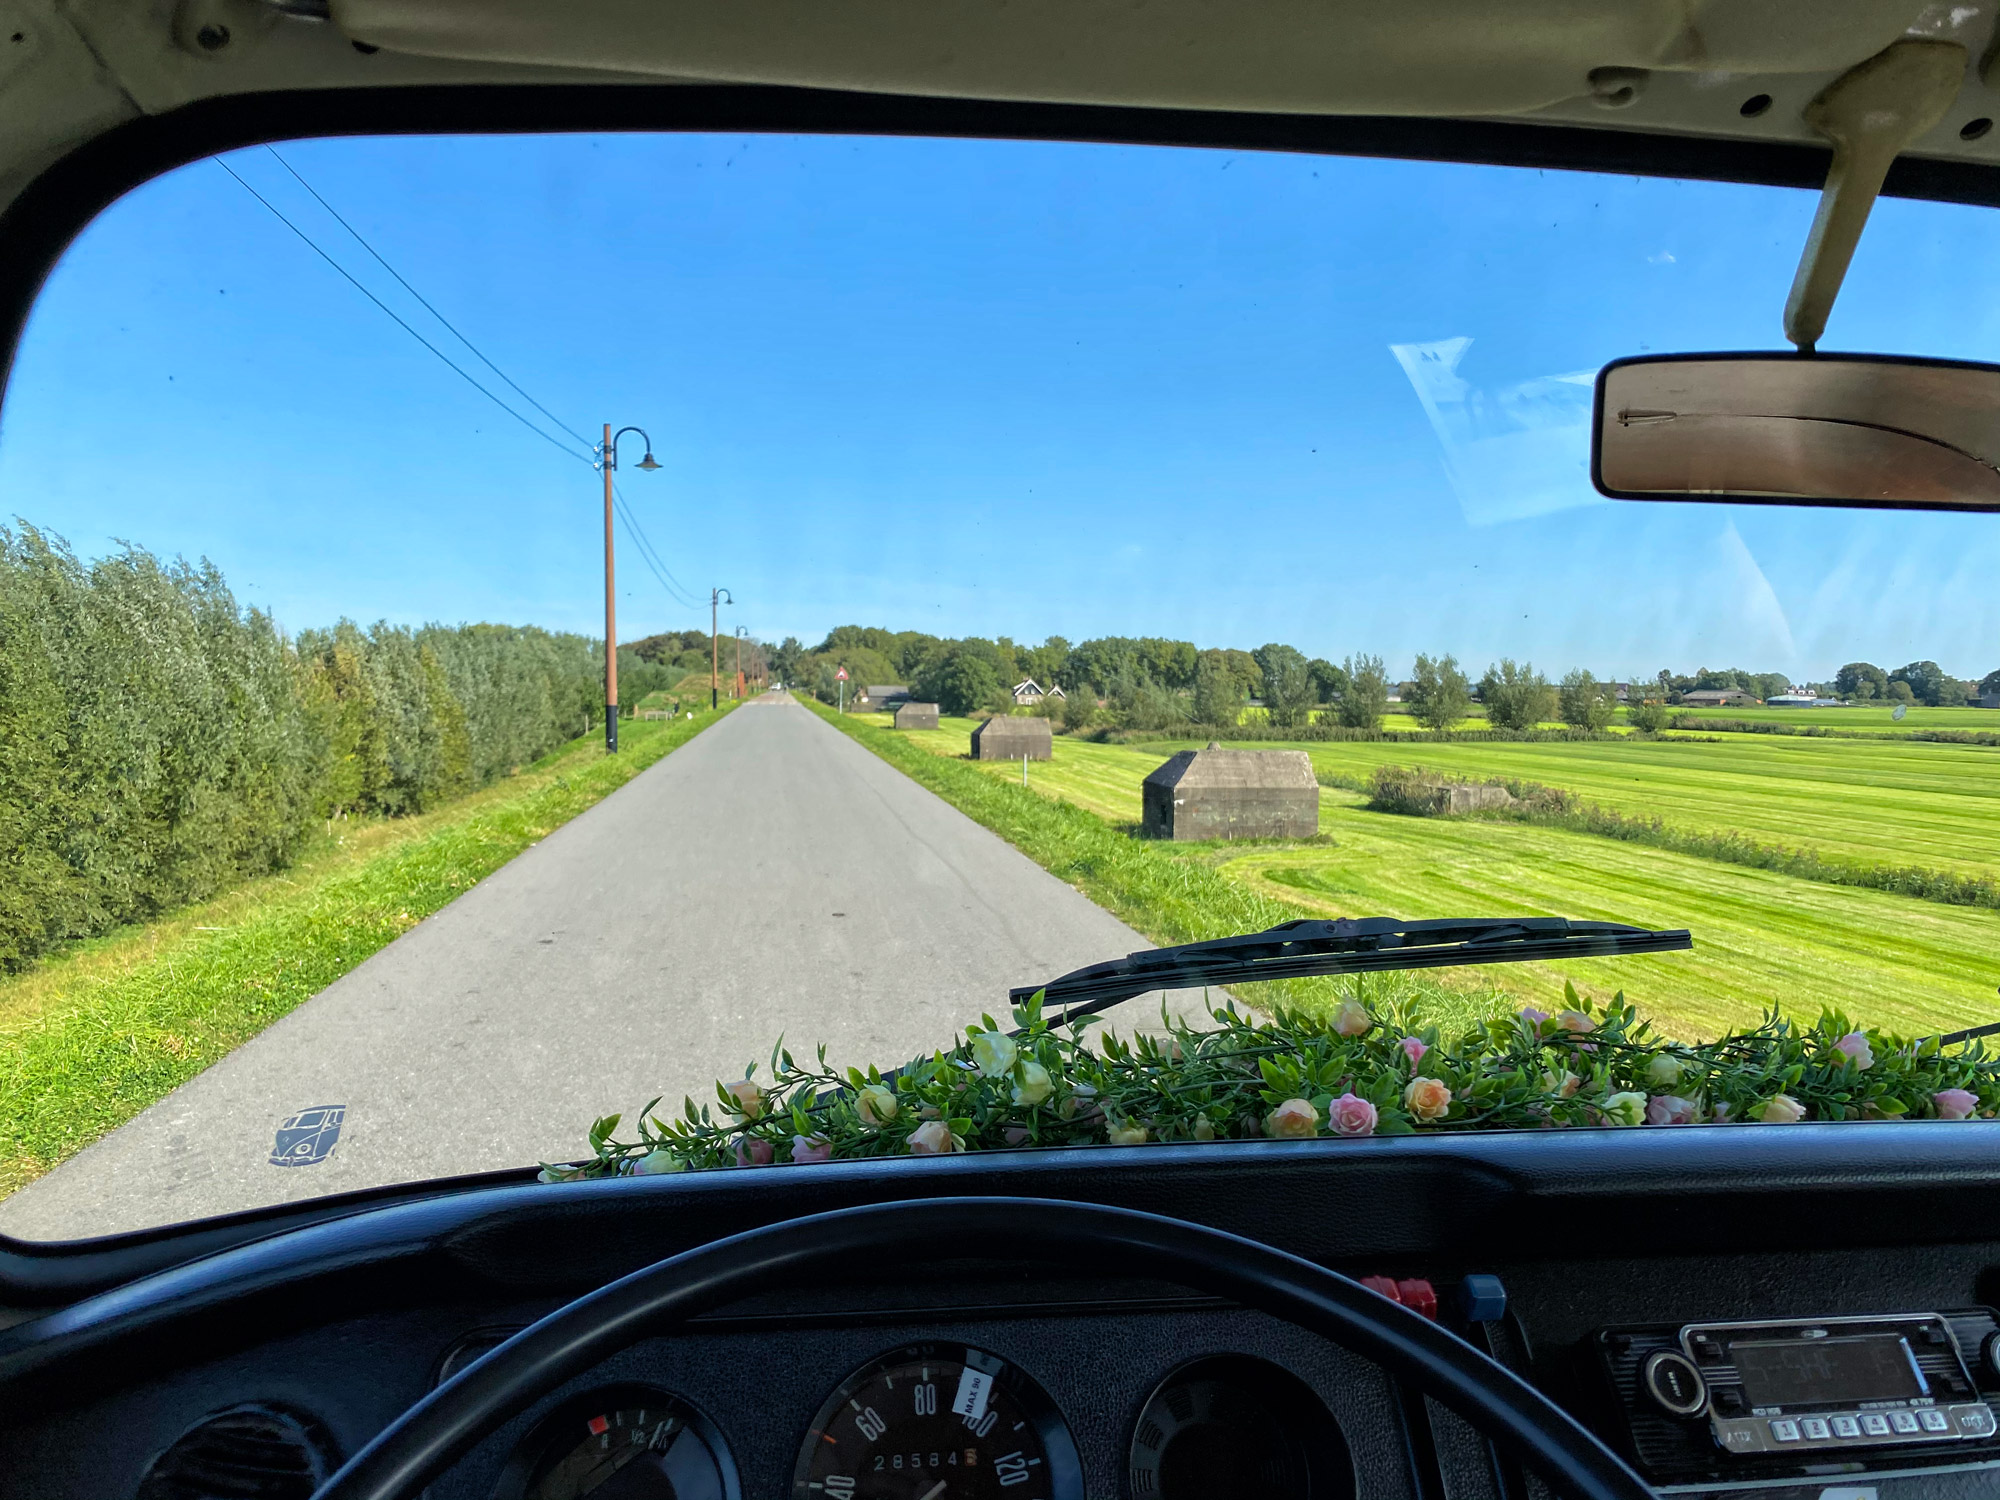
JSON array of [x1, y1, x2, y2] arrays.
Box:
[[1958, 1406, 1995, 1435], [1769, 1419, 1800, 1443], [1860, 1413, 1891, 1435], [1890, 1411, 1921, 1433], [1690, 1334, 1724, 1364], [1644, 1351, 1707, 1417], [1920, 1409, 1952, 1431], [1831, 1415, 1861, 1438], [1801, 1418, 1832, 1440]]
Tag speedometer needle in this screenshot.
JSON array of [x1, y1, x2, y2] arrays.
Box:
[[916, 1481, 948, 1500]]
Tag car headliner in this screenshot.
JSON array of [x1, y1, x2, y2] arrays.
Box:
[[2, 2, 1998, 401]]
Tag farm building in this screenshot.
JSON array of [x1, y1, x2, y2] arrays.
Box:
[[1141, 744, 1318, 841], [1010, 679, 1068, 707], [1680, 688, 1754, 707], [971, 715, 1053, 761], [857, 684, 910, 710], [893, 701, 940, 730]]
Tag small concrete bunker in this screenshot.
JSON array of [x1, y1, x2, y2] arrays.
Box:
[[970, 715, 1053, 761], [893, 701, 940, 730], [1142, 743, 1318, 840]]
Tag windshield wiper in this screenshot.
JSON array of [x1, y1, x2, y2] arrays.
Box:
[[1011, 917, 1693, 1029]]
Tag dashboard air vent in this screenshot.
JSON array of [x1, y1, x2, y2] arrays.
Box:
[[136, 1402, 337, 1500]]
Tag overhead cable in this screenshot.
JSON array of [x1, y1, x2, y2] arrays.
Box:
[[211, 156, 594, 467], [261, 145, 597, 451]]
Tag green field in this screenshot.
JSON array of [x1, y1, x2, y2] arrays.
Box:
[[1666, 704, 1996, 731], [864, 713, 2000, 1037]]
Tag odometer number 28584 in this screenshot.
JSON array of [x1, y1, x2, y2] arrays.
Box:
[[792, 1344, 1082, 1500]]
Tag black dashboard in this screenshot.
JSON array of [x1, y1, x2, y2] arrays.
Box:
[[8, 1123, 2000, 1499]]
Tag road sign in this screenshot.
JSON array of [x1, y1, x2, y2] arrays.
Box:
[[836, 667, 848, 681]]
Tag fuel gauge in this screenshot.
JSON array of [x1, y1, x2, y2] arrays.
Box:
[[497, 1384, 738, 1500]]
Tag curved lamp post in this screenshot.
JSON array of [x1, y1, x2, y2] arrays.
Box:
[[598, 424, 661, 753], [709, 587, 733, 709]]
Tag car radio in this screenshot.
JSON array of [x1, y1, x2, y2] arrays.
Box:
[[1597, 1310, 2000, 1486]]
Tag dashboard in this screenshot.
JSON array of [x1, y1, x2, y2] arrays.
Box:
[[8, 1124, 2000, 1499]]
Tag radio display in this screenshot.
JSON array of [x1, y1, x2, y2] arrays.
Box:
[[1732, 1335, 1925, 1408]]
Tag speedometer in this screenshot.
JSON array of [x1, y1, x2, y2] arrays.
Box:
[[791, 1344, 1083, 1500]]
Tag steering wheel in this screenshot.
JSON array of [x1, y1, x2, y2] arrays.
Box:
[[311, 1196, 1654, 1500]]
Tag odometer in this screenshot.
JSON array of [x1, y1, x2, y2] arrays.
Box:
[[792, 1344, 1082, 1500]]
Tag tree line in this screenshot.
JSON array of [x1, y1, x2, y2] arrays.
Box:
[[0, 525, 613, 969], [773, 625, 1998, 732]]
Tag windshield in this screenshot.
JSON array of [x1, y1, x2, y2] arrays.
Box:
[[2, 132, 1996, 1240]]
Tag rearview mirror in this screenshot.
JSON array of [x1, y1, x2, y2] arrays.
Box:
[[1592, 353, 2000, 512]]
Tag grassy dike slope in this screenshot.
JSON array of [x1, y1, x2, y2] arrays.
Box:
[[0, 705, 734, 1198], [876, 715, 2000, 1038]]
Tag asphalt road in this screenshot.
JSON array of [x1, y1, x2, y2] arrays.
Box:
[[0, 694, 1212, 1241]]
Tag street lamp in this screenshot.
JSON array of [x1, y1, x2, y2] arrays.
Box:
[[598, 423, 661, 754], [709, 587, 733, 709]]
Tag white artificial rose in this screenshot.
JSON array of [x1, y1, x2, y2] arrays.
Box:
[[971, 1031, 1019, 1078], [1012, 1060, 1053, 1107]]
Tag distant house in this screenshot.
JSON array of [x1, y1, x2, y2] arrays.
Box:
[[856, 684, 910, 710], [1680, 688, 1754, 707], [1612, 683, 1632, 702], [1981, 688, 2000, 709], [1011, 679, 1067, 707]]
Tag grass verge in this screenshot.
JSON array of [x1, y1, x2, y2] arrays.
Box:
[[0, 705, 734, 1199], [807, 701, 1513, 1032]]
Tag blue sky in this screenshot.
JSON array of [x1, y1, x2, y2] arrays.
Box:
[[3, 131, 1998, 681]]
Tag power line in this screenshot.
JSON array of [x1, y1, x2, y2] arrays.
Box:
[[211, 156, 594, 467], [218, 151, 704, 620], [613, 481, 703, 610], [261, 146, 596, 452]]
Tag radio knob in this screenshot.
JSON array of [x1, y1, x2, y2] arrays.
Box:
[[1644, 1351, 1708, 1418], [1983, 1330, 2000, 1381]]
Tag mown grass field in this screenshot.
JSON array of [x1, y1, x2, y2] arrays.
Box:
[[0, 706, 735, 1199], [860, 712, 2000, 1038]]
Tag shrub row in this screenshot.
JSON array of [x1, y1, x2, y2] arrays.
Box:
[[1091, 722, 1625, 745], [0, 524, 603, 968]]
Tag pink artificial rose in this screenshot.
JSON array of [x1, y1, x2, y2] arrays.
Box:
[[1404, 1076, 1453, 1122], [1264, 1098, 1319, 1139], [1709, 1100, 1733, 1123], [1003, 1125, 1032, 1146], [1758, 1094, 1807, 1124], [1328, 1092, 1379, 1138], [1935, 1088, 1980, 1120], [1832, 1032, 1875, 1071], [1541, 1068, 1582, 1099], [1399, 1036, 1429, 1067], [723, 1078, 766, 1119], [1645, 1094, 1697, 1126], [907, 1120, 960, 1154], [1333, 999, 1372, 1037], [789, 1135, 832, 1164], [1520, 1007, 1550, 1028], [733, 1137, 774, 1167]]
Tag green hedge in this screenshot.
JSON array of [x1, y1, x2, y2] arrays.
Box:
[[0, 523, 603, 969]]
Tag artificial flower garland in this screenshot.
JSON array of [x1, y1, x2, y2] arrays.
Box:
[[540, 984, 2000, 1182]]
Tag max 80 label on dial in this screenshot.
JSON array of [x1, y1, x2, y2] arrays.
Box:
[[791, 1344, 1083, 1500]]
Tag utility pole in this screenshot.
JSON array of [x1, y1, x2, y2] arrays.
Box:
[[734, 625, 747, 700], [602, 423, 617, 754], [709, 586, 733, 710], [595, 425, 662, 754]]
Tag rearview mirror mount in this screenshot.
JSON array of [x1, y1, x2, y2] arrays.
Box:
[[1591, 352, 2000, 513]]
